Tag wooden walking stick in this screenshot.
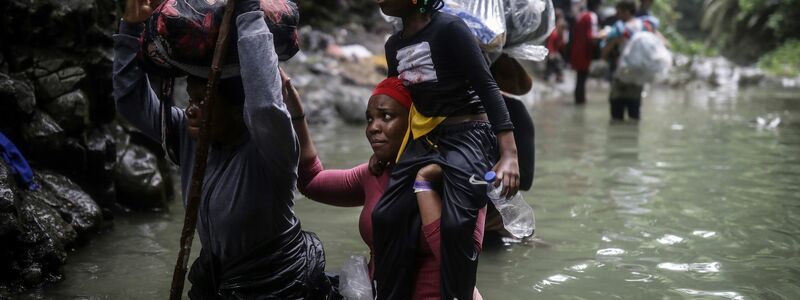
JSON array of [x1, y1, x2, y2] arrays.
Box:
[[169, 0, 237, 298]]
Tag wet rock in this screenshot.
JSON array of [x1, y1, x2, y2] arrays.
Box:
[[85, 125, 118, 205], [20, 263, 42, 286], [0, 212, 18, 237], [0, 160, 17, 213], [0, 164, 19, 237], [300, 26, 336, 53], [43, 90, 89, 133], [332, 85, 371, 125], [83, 49, 117, 124], [114, 144, 168, 210], [0, 73, 36, 131], [36, 170, 102, 233], [302, 88, 344, 125], [21, 111, 65, 161], [61, 137, 89, 176], [17, 188, 75, 266], [737, 67, 765, 87], [35, 66, 86, 100]]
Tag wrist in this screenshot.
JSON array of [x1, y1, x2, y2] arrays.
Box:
[[119, 19, 145, 36]]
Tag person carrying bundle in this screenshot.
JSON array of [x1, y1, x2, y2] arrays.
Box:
[[371, 0, 521, 299], [112, 0, 335, 298], [600, 0, 668, 121]]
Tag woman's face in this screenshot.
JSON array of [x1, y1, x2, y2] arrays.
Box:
[[365, 94, 409, 164], [377, 0, 414, 17]]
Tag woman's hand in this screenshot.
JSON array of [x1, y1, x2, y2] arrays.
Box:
[[279, 67, 303, 117], [123, 0, 153, 24], [492, 130, 520, 198]]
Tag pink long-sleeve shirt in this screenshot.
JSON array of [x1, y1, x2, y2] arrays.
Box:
[[298, 156, 485, 300]]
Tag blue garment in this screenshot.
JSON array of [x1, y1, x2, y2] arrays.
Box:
[[0, 132, 39, 190]]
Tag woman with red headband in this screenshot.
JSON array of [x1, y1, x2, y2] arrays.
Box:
[[280, 73, 484, 299]]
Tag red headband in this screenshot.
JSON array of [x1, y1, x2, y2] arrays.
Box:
[[372, 77, 412, 110]]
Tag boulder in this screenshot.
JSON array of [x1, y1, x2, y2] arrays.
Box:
[[84, 125, 118, 205], [36, 170, 102, 233], [21, 111, 65, 161], [114, 144, 168, 210], [332, 84, 371, 125], [16, 188, 75, 267], [0, 73, 36, 131], [35, 66, 86, 100], [43, 90, 89, 133]]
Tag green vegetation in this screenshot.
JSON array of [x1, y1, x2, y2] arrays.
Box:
[[758, 40, 800, 77], [661, 28, 717, 57], [646, 0, 717, 57], [702, 0, 800, 64]]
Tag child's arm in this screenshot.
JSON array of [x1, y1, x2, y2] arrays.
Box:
[[446, 20, 520, 197]]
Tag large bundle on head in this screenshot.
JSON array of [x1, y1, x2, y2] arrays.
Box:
[[615, 31, 672, 85], [140, 0, 300, 78]]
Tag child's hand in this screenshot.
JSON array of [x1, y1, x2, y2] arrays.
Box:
[[493, 130, 520, 198], [492, 155, 520, 198]]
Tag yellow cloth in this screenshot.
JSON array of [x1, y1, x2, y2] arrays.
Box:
[[395, 104, 447, 162]]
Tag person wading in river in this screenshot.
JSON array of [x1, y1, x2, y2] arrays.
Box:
[[113, 0, 334, 298], [282, 75, 484, 299], [372, 0, 521, 298], [570, 0, 602, 105], [601, 0, 658, 120]]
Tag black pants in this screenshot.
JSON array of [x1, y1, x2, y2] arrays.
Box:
[[574, 71, 588, 104], [610, 97, 641, 120], [372, 122, 497, 300], [545, 58, 563, 81]]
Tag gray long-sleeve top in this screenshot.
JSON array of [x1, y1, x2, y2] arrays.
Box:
[[113, 11, 301, 268]]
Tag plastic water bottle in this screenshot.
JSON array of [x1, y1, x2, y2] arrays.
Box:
[[484, 171, 535, 238]]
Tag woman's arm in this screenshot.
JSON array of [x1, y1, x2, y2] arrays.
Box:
[[279, 69, 317, 167], [279, 70, 367, 207]]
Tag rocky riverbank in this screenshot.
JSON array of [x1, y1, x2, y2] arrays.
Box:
[[0, 0, 176, 296]]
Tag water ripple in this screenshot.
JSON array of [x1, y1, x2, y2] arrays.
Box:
[[657, 234, 685, 245], [675, 288, 744, 300], [658, 262, 721, 273], [597, 248, 626, 256]]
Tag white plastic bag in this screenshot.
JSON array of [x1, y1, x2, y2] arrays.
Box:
[[615, 31, 673, 85], [504, 0, 554, 47], [339, 255, 373, 300], [442, 0, 507, 52], [502, 43, 549, 61]]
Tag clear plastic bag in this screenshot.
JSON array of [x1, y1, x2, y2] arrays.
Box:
[[502, 43, 549, 61], [339, 255, 373, 300], [504, 0, 555, 47], [615, 31, 673, 85], [442, 0, 507, 52]]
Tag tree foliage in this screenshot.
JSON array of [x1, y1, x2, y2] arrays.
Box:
[[702, 0, 800, 64]]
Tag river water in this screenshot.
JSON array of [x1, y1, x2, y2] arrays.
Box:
[[20, 84, 800, 299]]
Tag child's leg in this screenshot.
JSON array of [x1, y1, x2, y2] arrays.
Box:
[[415, 164, 443, 226]]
